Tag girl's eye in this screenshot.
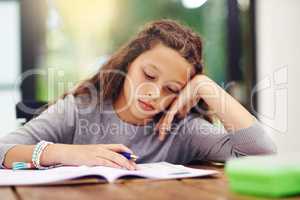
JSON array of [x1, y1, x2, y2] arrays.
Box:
[[167, 87, 180, 94], [144, 72, 156, 80]]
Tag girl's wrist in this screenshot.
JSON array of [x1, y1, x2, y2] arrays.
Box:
[[194, 74, 218, 98], [40, 143, 67, 166]]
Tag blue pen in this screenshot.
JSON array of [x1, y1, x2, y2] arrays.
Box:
[[119, 152, 138, 161]]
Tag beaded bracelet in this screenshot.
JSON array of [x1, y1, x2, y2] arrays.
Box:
[[32, 140, 54, 169]]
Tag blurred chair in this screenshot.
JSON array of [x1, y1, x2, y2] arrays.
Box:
[[16, 101, 47, 124]]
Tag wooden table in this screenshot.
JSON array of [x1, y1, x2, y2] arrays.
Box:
[[1, 163, 300, 200]]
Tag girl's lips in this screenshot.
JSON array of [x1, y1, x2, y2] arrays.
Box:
[[138, 99, 155, 111]]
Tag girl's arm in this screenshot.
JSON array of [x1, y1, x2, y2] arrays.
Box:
[[3, 143, 137, 170], [0, 95, 76, 168], [0, 95, 136, 170], [179, 115, 277, 162], [2, 145, 59, 168], [156, 74, 257, 140], [192, 74, 256, 132], [154, 74, 276, 160]]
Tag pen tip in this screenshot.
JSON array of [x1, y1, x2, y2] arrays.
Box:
[[131, 155, 138, 161]]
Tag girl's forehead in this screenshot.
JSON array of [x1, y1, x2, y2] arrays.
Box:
[[136, 44, 195, 79]]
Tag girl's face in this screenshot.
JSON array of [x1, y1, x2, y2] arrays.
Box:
[[116, 43, 196, 123]]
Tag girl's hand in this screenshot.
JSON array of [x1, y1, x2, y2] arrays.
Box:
[[42, 143, 138, 170], [154, 74, 206, 141], [154, 74, 256, 141]]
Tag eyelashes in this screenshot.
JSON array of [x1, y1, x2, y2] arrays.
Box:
[[143, 72, 180, 94], [144, 72, 156, 80], [168, 88, 180, 94]]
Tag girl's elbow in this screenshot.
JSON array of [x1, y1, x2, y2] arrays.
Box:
[[247, 142, 278, 156], [261, 142, 277, 155], [233, 141, 278, 158]]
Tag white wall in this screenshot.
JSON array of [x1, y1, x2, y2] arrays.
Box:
[[0, 1, 21, 134], [256, 0, 300, 153]]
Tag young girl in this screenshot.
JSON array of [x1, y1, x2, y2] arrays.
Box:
[[0, 19, 276, 170]]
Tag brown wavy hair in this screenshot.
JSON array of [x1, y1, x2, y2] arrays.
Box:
[[45, 19, 212, 123]]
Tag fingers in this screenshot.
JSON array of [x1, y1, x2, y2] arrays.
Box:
[[155, 98, 199, 141], [158, 114, 174, 141], [95, 157, 122, 169], [155, 111, 176, 141], [99, 144, 138, 170], [154, 114, 164, 132], [153, 105, 177, 141], [129, 160, 138, 170], [103, 144, 134, 154], [177, 104, 188, 119], [177, 97, 199, 118], [98, 148, 137, 170]]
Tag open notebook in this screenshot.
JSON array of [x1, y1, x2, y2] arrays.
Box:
[[0, 162, 218, 186]]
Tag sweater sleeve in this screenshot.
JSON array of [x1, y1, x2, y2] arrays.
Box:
[[180, 114, 277, 162], [0, 94, 77, 168]]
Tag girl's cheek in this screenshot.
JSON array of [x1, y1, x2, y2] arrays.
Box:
[[132, 81, 147, 99], [133, 79, 151, 95]]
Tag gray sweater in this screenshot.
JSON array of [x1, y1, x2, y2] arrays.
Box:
[[0, 94, 277, 168]]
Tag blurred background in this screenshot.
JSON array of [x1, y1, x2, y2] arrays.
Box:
[[0, 0, 299, 153]]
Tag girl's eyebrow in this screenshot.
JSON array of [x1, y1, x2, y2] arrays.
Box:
[[172, 80, 184, 87], [147, 64, 160, 72], [167, 78, 185, 87]]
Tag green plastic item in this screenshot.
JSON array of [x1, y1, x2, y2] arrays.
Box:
[[225, 154, 300, 197]]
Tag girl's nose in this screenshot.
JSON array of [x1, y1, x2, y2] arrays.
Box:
[[144, 85, 161, 100], [136, 82, 161, 99], [144, 89, 160, 99]]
